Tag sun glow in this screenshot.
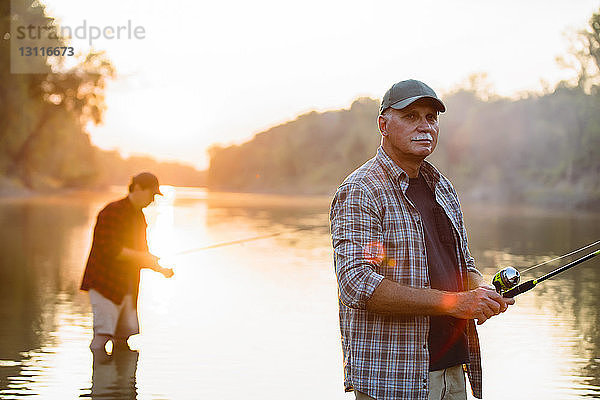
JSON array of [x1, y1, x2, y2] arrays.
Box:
[[40, 0, 600, 169]]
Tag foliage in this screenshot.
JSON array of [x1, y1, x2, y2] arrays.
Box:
[[208, 98, 381, 194], [556, 8, 600, 90], [0, 0, 205, 192], [93, 150, 206, 188], [207, 7, 600, 209], [208, 87, 599, 208], [0, 0, 113, 189], [431, 85, 600, 208], [208, 88, 600, 209]]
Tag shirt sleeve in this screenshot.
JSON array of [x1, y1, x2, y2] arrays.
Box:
[[92, 206, 124, 261], [330, 183, 385, 310]]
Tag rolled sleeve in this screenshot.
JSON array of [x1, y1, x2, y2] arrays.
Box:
[[330, 184, 385, 309]]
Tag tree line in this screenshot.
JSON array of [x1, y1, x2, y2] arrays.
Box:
[[208, 85, 599, 208], [2, 1, 598, 207], [0, 0, 205, 194], [208, 9, 600, 209]]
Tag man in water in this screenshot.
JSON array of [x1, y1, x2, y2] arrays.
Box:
[[330, 80, 514, 399], [81, 172, 174, 355]]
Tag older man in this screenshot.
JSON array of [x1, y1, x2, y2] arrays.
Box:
[[81, 172, 174, 355], [330, 80, 514, 399]]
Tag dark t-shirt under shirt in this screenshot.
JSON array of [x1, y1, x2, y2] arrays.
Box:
[[405, 173, 469, 371]]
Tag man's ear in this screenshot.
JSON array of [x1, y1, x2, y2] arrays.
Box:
[[378, 114, 388, 137]]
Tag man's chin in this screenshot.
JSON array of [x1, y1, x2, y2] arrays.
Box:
[[414, 143, 436, 156], [411, 148, 433, 158]]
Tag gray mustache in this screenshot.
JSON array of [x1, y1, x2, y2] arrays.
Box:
[[412, 133, 433, 141]]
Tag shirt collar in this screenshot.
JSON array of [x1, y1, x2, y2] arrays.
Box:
[[376, 146, 441, 193]]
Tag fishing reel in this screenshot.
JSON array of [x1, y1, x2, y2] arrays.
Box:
[[492, 267, 521, 294], [489, 245, 599, 298]]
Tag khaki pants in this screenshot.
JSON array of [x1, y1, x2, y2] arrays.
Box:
[[355, 364, 466, 400], [89, 289, 139, 338]]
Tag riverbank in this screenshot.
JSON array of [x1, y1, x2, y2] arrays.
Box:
[[2, 179, 597, 213]]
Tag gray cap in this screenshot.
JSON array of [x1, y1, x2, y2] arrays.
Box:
[[379, 79, 445, 115]]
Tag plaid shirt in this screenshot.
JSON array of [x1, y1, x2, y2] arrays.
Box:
[[81, 197, 148, 306], [330, 147, 482, 399]]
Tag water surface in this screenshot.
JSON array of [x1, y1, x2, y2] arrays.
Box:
[[0, 188, 599, 399]]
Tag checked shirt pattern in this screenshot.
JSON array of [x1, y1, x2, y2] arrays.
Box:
[[330, 147, 482, 399], [81, 197, 148, 307]]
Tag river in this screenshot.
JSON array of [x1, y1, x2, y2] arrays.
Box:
[[0, 187, 599, 399]]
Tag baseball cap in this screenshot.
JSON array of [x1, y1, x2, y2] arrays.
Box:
[[379, 79, 446, 115], [131, 172, 163, 196]]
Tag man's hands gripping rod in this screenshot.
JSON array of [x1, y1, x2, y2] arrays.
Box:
[[144, 253, 175, 278], [449, 288, 514, 325], [117, 248, 175, 278], [365, 270, 514, 325], [452, 270, 514, 325]]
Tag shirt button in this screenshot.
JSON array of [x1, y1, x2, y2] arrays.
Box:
[[423, 344, 427, 349], [423, 378, 427, 383]]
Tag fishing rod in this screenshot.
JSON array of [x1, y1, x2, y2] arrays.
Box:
[[169, 232, 286, 256], [163, 224, 329, 258], [491, 243, 600, 298], [500, 249, 600, 298]]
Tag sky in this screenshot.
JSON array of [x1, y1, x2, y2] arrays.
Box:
[[39, 0, 600, 169]]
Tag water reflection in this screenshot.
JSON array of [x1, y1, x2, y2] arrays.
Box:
[[461, 203, 600, 399], [0, 190, 598, 399], [82, 349, 139, 400], [0, 196, 102, 398]]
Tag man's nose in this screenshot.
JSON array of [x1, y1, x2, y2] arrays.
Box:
[[416, 117, 434, 132]]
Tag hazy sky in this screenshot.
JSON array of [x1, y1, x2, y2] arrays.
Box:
[[41, 0, 599, 169]]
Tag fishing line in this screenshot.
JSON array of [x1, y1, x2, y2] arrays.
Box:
[[501, 248, 600, 298], [519, 239, 600, 274], [163, 224, 329, 257], [170, 232, 285, 255]]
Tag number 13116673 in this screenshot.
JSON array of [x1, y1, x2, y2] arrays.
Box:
[[18, 46, 75, 56]]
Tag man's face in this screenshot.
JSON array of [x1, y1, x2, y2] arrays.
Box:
[[380, 99, 440, 160], [140, 187, 157, 208]]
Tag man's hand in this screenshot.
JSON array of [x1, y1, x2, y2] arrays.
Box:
[[148, 264, 174, 278], [159, 266, 175, 278], [447, 287, 515, 325], [141, 252, 174, 277], [117, 249, 173, 277]]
